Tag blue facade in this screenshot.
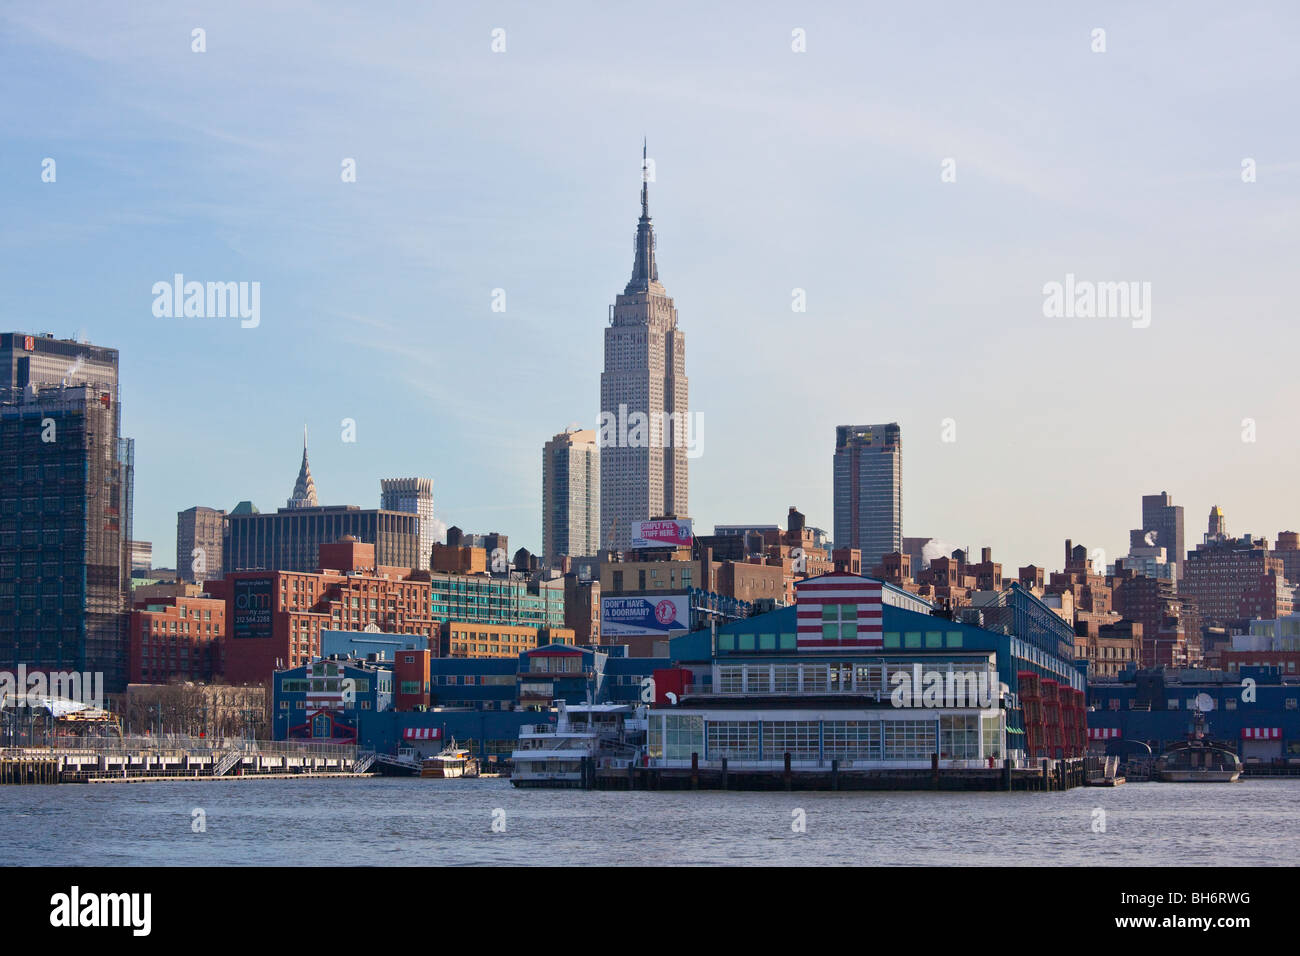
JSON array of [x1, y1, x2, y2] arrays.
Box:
[[671, 584, 1083, 746], [273, 658, 392, 742], [1087, 666, 1300, 757], [355, 709, 547, 763], [273, 644, 667, 758]]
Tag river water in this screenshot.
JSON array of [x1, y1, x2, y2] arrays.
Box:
[[2, 777, 1295, 865]]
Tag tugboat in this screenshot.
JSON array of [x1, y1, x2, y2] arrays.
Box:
[[1155, 696, 1242, 783]]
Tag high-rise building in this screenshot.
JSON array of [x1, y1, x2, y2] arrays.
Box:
[[286, 428, 319, 510], [177, 506, 226, 583], [1183, 534, 1291, 627], [1205, 505, 1228, 544], [542, 428, 600, 566], [380, 477, 435, 570], [0, 331, 120, 390], [833, 423, 902, 574], [129, 541, 153, 573], [1273, 531, 1300, 587], [0, 332, 133, 691], [1140, 492, 1185, 579], [224, 441, 420, 574], [599, 146, 689, 551]]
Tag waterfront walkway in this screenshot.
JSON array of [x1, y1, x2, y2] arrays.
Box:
[[1, 736, 368, 785]]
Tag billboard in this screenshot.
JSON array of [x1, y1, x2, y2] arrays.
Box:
[[630, 518, 693, 549], [601, 594, 690, 638], [231, 576, 275, 640]]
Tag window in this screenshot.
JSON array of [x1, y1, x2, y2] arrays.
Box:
[[882, 720, 936, 760], [773, 665, 799, 693], [939, 714, 980, 759], [824, 721, 879, 759], [707, 721, 760, 760], [820, 604, 857, 641], [854, 664, 883, 695], [718, 665, 743, 694], [802, 666, 828, 693], [657, 714, 704, 761], [763, 721, 819, 760]]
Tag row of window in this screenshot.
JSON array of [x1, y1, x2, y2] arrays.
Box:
[[718, 630, 970, 652], [651, 715, 1001, 761], [1099, 696, 1299, 711]]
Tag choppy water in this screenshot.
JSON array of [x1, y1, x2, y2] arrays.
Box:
[[2, 777, 1296, 865]]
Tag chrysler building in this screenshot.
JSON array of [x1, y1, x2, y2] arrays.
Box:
[[599, 145, 689, 551]]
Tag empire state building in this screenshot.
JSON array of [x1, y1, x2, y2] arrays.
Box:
[[599, 147, 689, 551]]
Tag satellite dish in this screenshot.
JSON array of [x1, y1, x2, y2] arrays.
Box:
[[1195, 693, 1214, 713]]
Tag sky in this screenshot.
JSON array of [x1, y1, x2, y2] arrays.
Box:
[[2, 2, 1298, 572]]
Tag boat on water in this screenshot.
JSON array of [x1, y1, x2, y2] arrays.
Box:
[[420, 740, 480, 779], [1155, 706, 1242, 782], [510, 702, 645, 788]]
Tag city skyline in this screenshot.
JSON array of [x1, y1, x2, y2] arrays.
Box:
[[4, 4, 1300, 571]]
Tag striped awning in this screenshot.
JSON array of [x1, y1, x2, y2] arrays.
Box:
[[402, 727, 442, 740], [1087, 727, 1122, 739], [1241, 727, 1281, 740]]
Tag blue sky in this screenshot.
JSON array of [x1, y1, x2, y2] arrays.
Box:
[[3, 2, 1298, 570]]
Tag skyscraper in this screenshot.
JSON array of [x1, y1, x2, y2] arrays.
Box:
[[224, 440, 420, 574], [380, 477, 435, 570], [542, 428, 600, 566], [177, 506, 226, 582], [286, 427, 319, 509], [0, 332, 133, 690], [1141, 492, 1186, 579], [833, 423, 902, 574], [599, 145, 689, 551]]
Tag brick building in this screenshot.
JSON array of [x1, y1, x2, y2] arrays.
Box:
[[1183, 535, 1292, 627], [220, 536, 435, 685], [129, 594, 226, 684]]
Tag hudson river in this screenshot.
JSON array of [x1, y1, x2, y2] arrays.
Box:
[[4, 777, 1296, 865]]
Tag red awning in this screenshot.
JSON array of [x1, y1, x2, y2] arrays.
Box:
[[1241, 727, 1281, 740], [402, 727, 442, 740]]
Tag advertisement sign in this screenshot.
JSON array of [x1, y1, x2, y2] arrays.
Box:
[[231, 576, 275, 640], [601, 594, 690, 638], [630, 518, 693, 549]]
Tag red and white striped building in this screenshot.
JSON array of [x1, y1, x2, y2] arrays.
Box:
[[794, 574, 884, 650]]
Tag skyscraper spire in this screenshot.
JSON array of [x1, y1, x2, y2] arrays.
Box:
[[627, 140, 659, 293], [287, 425, 319, 509], [641, 138, 649, 217]]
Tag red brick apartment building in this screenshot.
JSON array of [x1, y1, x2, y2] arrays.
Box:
[[129, 595, 226, 683], [220, 536, 435, 685]]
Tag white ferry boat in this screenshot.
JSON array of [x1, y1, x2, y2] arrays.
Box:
[[510, 702, 645, 788]]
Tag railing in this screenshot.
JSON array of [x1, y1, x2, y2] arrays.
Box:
[[681, 683, 889, 699], [213, 751, 243, 776], [38, 735, 357, 757], [353, 751, 376, 774]]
